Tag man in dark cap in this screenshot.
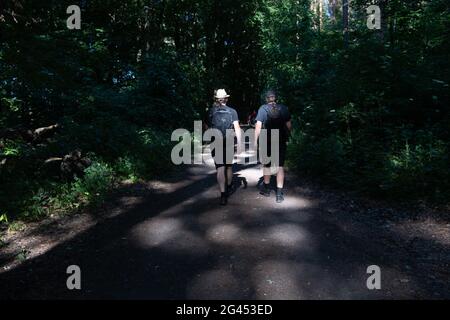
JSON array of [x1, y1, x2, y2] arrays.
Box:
[[254, 90, 292, 203]]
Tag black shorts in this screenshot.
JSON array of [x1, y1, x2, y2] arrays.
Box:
[[261, 141, 287, 168], [212, 140, 235, 169]]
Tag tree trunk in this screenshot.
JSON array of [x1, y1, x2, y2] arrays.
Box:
[[319, 0, 323, 31], [343, 0, 349, 46]]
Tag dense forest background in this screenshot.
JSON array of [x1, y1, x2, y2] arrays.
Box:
[[1, 0, 449, 224]]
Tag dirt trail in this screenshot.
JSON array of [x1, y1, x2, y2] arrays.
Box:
[[0, 147, 449, 299]]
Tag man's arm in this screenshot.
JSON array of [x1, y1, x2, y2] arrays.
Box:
[[233, 121, 242, 154], [204, 108, 212, 130], [284, 106, 292, 137], [254, 121, 262, 149]]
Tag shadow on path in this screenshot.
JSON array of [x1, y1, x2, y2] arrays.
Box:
[[0, 154, 449, 299]]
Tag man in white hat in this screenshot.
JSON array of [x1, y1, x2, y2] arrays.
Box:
[[206, 89, 242, 205]]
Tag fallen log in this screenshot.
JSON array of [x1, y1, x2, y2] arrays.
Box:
[[0, 124, 59, 143], [41, 151, 92, 180], [41, 157, 64, 178], [33, 124, 60, 142]]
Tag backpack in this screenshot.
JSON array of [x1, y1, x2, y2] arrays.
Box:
[[211, 106, 234, 138], [264, 104, 284, 130]]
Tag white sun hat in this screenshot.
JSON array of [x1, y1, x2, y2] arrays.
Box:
[[215, 89, 230, 99]]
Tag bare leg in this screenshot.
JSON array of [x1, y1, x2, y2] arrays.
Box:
[[276, 167, 285, 189], [226, 166, 233, 187], [217, 166, 226, 193], [263, 167, 271, 184], [227, 167, 233, 185]]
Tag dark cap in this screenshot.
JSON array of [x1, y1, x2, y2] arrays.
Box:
[[265, 90, 277, 98]]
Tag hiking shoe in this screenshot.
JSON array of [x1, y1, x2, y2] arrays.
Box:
[[220, 193, 227, 206], [260, 183, 271, 197], [276, 189, 284, 203], [227, 183, 236, 196]]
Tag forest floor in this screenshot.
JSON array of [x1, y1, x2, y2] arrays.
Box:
[[0, 147, 449, 299]]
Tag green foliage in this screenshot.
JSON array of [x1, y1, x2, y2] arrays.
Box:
[[114, 157, 140, 182], [73, 162, 114, 201], [1, 0, 449, 226], [0, 213, 8, 225], [0, 1, 198, 223], [382, 138, 450, 200], [15, 249, 30, 262], [7, 221, 26, 233], [272, 0, 450, 202], [17, 161, 115, 221]]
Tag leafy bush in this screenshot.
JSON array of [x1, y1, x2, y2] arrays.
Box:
[[288, 128, 450, 202], [381, 139, 450, 200], [18, 161, 114, 221], [73, 162, 114, 201], [288, 131, 346, 183]]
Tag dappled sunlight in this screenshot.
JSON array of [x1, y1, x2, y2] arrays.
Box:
[[131, 218, 183, 248], [131, 217, 210, 255], [147, 179, 199, 195], [206, 223, 242, 244], [200, 218, 314, 255], [265, 224, 310, 247], [280, 196, 314, 210], [235, 166, 263, 184], [1, 0, 448, 301]]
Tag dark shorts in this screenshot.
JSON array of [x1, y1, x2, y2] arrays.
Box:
[[212, 140, 235, 169], [261, 141, 287, 168]]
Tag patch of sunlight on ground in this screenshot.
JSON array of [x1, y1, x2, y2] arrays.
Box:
[[131, 218, 183, 247], [148, 180, 195, 194], [235, 166, 263, 184], [281, 196, 313, 209], [265, 224, 309, 247], [206, 223, 242, 244], [131, 217, 210, 255]]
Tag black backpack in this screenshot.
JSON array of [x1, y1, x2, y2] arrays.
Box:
[[211, 106, 234, 138], [264, 104, 284, 130]]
